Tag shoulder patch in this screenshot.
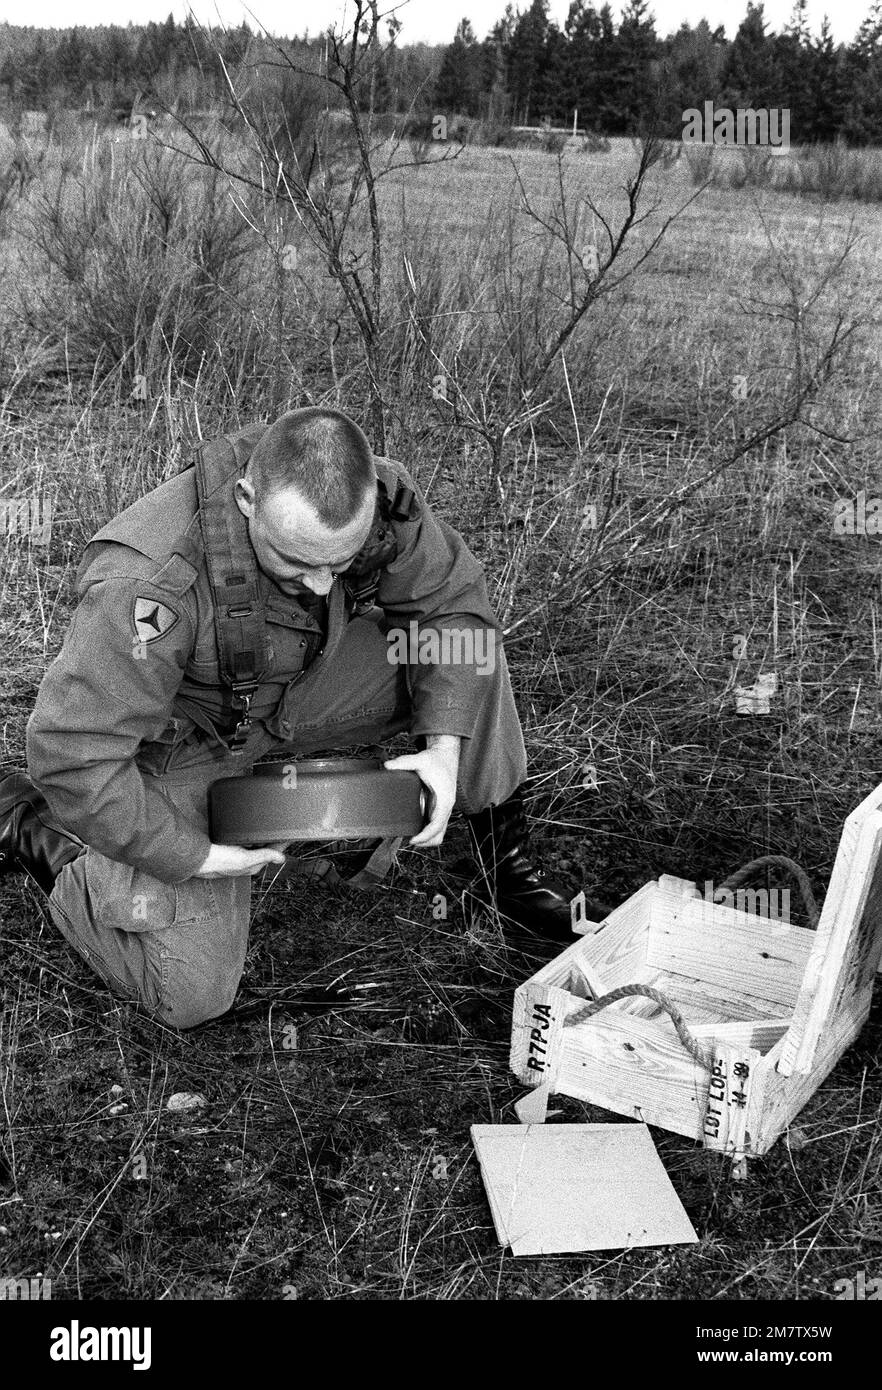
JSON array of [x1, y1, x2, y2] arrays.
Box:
[[132, 596, 180, 645]]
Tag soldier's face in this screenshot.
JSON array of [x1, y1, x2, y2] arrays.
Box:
[[235, 478, 376, 597]]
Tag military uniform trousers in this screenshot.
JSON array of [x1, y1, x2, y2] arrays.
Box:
[[42, 609, 528, 1028]]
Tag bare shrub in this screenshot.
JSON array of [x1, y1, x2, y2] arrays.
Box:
[[472, 116, 517, 147], [543, 131, 567, 156], [0, 139, 43, 229], [728, 143, 775, 188], [685, 143, 715, 185], [582, 131, 611, 153], [17, 136, 257, 381], [794, 141, 882, 202], [631, 135, 680, 169]]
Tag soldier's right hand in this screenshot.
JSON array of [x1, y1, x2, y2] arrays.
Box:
[[195, 843, 287, 878]]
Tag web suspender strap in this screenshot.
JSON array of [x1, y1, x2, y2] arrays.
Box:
[[194, 436, 271, 754]]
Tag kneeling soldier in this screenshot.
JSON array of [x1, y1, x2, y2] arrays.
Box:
[[1, 408, 576, 1028]]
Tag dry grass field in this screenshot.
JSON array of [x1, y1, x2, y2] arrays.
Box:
[[0, 121, 881, 1300]]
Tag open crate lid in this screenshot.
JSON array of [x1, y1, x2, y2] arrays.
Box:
[[779, 781, 882, 1076]]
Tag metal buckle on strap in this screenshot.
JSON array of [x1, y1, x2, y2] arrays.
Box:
[[344, 571, 380, 616], [228, 683, 256, 755]]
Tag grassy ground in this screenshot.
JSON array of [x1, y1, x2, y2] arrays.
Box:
[[1, 130, 881, 1300]]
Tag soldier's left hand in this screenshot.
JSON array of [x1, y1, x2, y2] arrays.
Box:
[[385, 737, 461, 848]]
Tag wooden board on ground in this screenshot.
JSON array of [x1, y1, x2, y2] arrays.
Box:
[[471, 1123, 699, 1255]]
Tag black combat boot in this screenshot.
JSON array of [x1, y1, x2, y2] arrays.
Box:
[[466, 787, 579, 945], [0, 769, 85, 896]]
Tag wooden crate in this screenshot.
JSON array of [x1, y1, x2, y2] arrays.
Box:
[[510, 781, 882, 1158]]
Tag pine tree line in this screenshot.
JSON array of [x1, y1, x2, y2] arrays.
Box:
[[1, 2, 881, 146], [0, 17, 437, 120], [436, 1, 882, 144]]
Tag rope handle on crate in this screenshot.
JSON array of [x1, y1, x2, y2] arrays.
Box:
[[714, 854, 820, 929], [563, 853, 822, 1070], [563, 986, 712, 1067]]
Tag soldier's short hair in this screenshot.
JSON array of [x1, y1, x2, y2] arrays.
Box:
[[248, 407, 376, 529]]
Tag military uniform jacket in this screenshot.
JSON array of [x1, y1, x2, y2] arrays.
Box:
[[26, 424, 502, 884]]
